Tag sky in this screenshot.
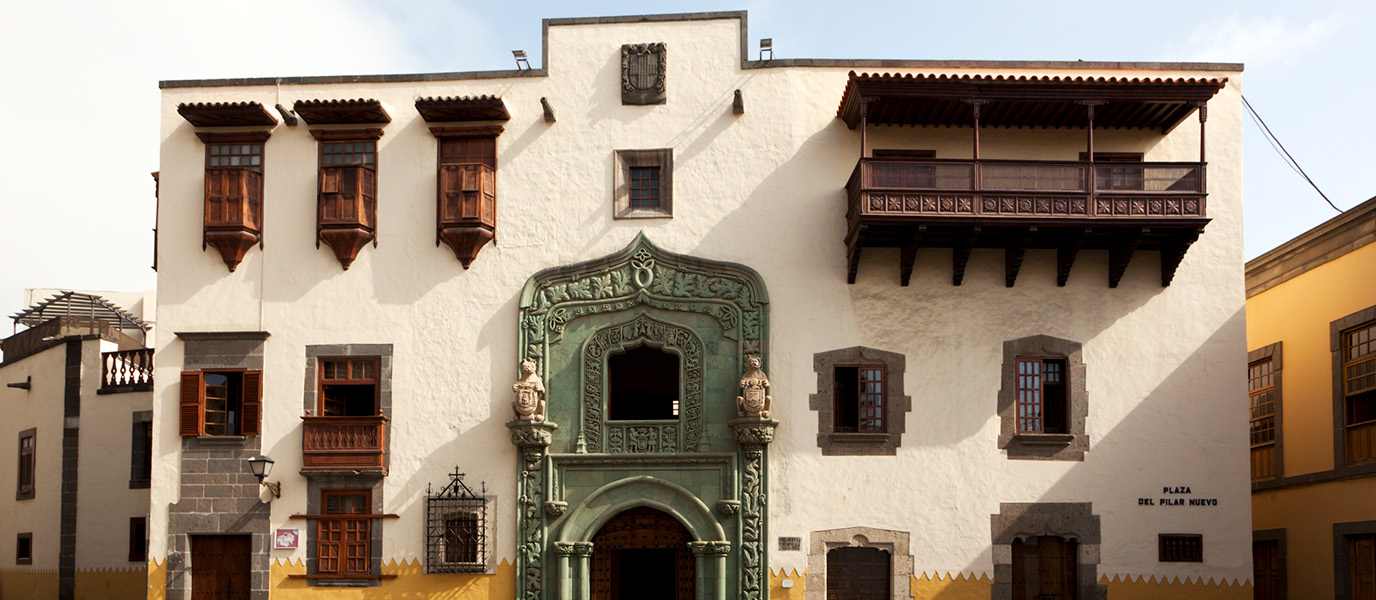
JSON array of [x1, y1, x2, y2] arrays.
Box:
[[1, 0, 1371, 324]]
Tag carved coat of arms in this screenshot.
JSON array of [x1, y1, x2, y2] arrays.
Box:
[[622, 43, 666, 105]]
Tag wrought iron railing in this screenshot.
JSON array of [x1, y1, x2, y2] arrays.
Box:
[[301, 415, 387, 471], [102, 348, 154, 390]]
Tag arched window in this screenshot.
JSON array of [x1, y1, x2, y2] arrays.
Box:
[[608, 346, 680, 421]]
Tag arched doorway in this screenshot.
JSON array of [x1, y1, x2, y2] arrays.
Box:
[[591, 507, 694, 600]]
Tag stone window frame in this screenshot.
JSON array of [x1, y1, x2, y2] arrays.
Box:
[[1253, 528, 1287, 600], [998, 335, 1089, 461], [613, 149, 673, 219], [1332, 305, 1376, 474], [424, 494, 498, 575], [805, 526, 913, 600], [1333, 520, 1376, 600], [810, 346, 910, 456], [1249, 342, 1284, 485], [991, 502, 1105, 600]]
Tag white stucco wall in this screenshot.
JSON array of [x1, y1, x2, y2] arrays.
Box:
[[152, 13, 1248, 584]]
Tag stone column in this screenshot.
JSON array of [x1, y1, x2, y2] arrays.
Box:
[[730, 417, 778, 600], [552, 541, 593, 600], [689, 541, 732, 600], [509, 420, 558, 600]]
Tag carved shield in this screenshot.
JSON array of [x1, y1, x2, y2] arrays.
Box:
[[621, 43, 666, 105]]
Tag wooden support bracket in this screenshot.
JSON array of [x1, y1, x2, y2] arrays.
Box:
[[1160, 228, 1202, 286], [899, 226, 925, 286], [1004, 227, 1035, 288], [1108, 227, 1147, 288], [952, 227, 979, 286], [846, 225, 867, 284], [1057, 228, 1089, 287]]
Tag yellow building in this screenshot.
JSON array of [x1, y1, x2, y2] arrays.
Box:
[[1247, 196, 1376, 599]]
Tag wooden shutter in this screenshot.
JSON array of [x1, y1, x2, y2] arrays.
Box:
[[240, 371, 262, 436], [179, 371, 205, 436]]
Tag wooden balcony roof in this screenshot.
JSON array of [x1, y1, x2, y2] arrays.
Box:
[[838, 72, 1227, 132], [177, 102, 277, 127], [415, 95, 510, 122], [294, 98, 391, 125]]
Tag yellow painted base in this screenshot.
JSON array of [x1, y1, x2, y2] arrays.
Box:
[[912, 571, 993, 599], [74, 566, 148, 600], [770, 568, 806, 600], [271, 558, 515, 598], [0, 568, 59, 600], [148, 558, 167, 600], [1101, 574, 1252, 599]]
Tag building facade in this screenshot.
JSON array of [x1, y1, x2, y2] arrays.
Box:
[[1247, 196, 1376, 599], [0, 291, 154, 600], [150, 12, 1251, 599]]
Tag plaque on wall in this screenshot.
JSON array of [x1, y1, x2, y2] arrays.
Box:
[[622, 43, 667, 105]]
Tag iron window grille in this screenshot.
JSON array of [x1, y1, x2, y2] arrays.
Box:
[[426, 468, 488, 574], [1159, 534, 1203, 562]]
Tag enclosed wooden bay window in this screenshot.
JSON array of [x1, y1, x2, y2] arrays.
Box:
[[302, 358, 387, 473], [295, 98, 391, 270], [177, 101, 277, 272], [415, 96, 509, 269]]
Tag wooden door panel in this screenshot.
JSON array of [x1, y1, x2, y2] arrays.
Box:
[[191, 535, 250, 600]]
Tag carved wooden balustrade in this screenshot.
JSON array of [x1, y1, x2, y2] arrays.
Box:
[[844, 158, 1209, 287], [301, 415, 388, 473], [102, 348, 154, 391]]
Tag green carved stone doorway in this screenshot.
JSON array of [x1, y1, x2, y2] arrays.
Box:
[[592, 507, 694, 600]]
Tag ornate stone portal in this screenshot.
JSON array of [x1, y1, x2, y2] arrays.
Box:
[[512, 234, 772, 600]]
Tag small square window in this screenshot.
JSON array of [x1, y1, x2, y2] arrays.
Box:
[[614, 149, 672, 219]]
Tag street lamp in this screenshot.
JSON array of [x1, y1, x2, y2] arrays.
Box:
[[246, 455, 280, 500]]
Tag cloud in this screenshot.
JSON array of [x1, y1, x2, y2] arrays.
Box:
[[1178, 13, 1346, 66]]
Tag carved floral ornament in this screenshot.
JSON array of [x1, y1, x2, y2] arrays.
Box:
[[518, 233, 770, 375]]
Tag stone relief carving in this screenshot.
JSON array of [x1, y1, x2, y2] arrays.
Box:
[[622, 43, 667, 105], [583, 314, 702, 453], [519, 234, 768, 366], [512, 358, 547, 422], [737, 355, 772, 418], [508, 421, 555, 600], [731, 418, 777, 600]]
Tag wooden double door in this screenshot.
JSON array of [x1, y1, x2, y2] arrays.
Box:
[[191, 535, 251, 600], [591, 507, 695, 600]]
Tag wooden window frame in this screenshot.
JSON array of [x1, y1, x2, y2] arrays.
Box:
[[130, 413, 153, 488], [129, 517, 147, 562], [1343, 321, 1376, 466], [613, 149, 673, 219], [834, 365, 886, 433], [1159, 533, 1204, 562], [178, 370, 262, 437], [1250, 356, 1278, 480], [318, 357, 381, 417], [317, 489, 373, 578], [17, 428, 35, 500], [1015, 357, 1069, 435], [999, 335, 1088, 461], [810, 347, 911, 456], [16, 532, 32, 565]]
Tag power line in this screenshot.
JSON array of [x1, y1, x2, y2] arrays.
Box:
[[1241, 94, 1342, 213]]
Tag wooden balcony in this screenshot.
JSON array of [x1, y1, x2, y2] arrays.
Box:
[[1348, 420, 1376, 466], [845, 158, 1209, 287], [302, 416, 387, 473]]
